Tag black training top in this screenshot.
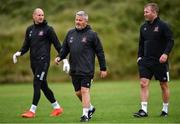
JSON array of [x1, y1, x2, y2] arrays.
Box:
[[20, 20, 61, 63], [59, 25, 106, 77], [138, 17, 174, 63]]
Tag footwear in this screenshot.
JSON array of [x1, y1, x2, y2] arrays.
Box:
[[160, 111, 168, 117], [21, 111, 35, 118], [80, 115, 89, 122], [50, 108, 63, 116], [133, 109, 148, 118], [88, 107, 96, 119]]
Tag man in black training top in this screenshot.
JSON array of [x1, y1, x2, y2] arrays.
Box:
[[134, 3, 174, 118], [55, 11, 107, 122], [13, 8, 69, 118]]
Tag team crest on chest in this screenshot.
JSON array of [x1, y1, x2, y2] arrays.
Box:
[[154, 26, 159, 32], [38, 30, 44, 36], [81, 36, 87, 43]]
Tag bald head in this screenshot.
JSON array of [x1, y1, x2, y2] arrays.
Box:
[[33, 8, 44, 24]]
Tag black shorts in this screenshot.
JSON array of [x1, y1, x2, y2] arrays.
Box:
[[71, 76, 93, 91], [138, 61, 169, 82]]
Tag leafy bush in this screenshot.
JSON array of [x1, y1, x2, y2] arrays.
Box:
[[0, 0, 179, 83]]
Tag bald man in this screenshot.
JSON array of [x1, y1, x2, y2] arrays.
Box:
[[13, 8, 68, 118]]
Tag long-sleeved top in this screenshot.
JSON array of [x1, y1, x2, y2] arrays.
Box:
[[20, 20, 61, 63], [138, 17, 174, 64], [59, 25, 106, 77]]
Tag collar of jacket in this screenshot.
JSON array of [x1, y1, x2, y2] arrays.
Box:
[[33, 20, 47, 27], [146, 17, 160, 25], [75, 25, 91, 32]]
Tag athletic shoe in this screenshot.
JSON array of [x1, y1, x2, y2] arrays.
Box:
[[21, 111, 35, 118], [133, 109, 148, 118], [50, 108, 63, 116], [160, 111, 168, 117], [88, 107, 96, 119], [80, 115, 89, 122]]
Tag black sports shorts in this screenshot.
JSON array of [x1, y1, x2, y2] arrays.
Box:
[[71, 76, 93, 91], [138, 60, 169, 82]]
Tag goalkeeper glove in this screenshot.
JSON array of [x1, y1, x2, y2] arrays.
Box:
[[13, 51, 21, 64]]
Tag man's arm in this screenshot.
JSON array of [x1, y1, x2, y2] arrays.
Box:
[[159, 23, 174, 63], [163, 23, 174, 55], [53, 31, 70, 73], [93, 32, 107, 78], [19, 27, 31, 55], [13, 27, 30, 64], [48, 27, 62, 54], [137, 28, 144, 62], [55, 33, 70, 64]]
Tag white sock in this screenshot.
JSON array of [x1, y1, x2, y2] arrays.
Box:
[[52, 101, 60, 109], [82, 108, 89, 117], [90, 103, 94, 110], [29, 104, 37, 113], [162, 102, 168, 113], [141, 102, 148, 113]]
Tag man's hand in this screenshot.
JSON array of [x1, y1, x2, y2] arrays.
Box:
[[13, 51, 21, 64], [100, 71, 107, 78], [54, 57, 61, 65], [63, 59, 70, 73], [159, 54, 168, 63]]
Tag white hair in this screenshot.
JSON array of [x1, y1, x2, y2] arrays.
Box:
[[76, 11, 88, 21]]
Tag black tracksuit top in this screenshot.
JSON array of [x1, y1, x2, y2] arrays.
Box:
[[19, 20, 61, 63], [59, 25, 106, 77], [138, 17, 174, 63]]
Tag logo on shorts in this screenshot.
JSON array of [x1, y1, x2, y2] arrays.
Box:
[[87, 83, 89, 86], [144, 27, 147, 31], [163, 77, 167, 80]]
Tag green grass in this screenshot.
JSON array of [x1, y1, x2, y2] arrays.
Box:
[[0, 80, 180, 123]]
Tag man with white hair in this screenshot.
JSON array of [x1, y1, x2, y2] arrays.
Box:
[[13, 8, 69, 118], [55, 11, 107, 122]]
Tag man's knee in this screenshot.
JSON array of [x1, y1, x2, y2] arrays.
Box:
[[81, 87, 89, 94], [33, 78, 41, 86], [140, 78, 149, 88], [160, 82, 168, 91]]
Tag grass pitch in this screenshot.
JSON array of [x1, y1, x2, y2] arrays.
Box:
[[0, 80, 180, 123]]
